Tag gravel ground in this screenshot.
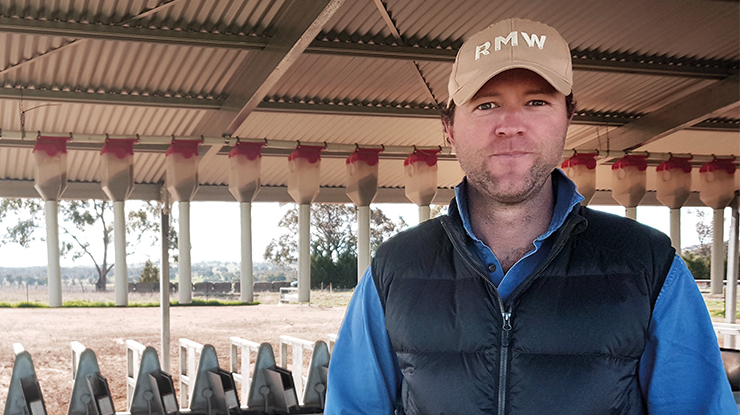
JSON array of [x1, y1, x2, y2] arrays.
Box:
[[0, 289, 350, 415]]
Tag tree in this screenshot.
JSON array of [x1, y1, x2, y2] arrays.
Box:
[[691, 208, 712, 257], [682, 208, 728, 281], [430, 204, 449, 220], [264, 204, 405, 288], [139, 259, 159, 283], [0, 198, 176, 291]]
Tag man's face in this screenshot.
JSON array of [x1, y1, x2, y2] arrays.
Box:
[[446, 69, 570, 205]]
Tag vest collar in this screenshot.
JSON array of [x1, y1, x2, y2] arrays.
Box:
[[452, 170, 584, 246]]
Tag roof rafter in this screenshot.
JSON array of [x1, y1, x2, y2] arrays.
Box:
[[0, 86, 223, 109], [0, 16, 733, 79], [571, 73, 740, 150], [192, 0, 345, 138], [372, 0, 439, 106], [0, 86, 736, 132], [255, 101, 740, 131], [0, 2, 185, 77]]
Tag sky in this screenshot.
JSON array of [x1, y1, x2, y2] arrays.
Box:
[[0, 200, 732, 269]]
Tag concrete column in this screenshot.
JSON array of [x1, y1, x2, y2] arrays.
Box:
[[625, 207, 637, 221], [345, 149, 381, 283], [160, 202, 171, 373], [357, 206, 370, 281], [298, 204, 311, 303], [670, 208, 681, 256], [45, 200, 62, 308], [419, 205, 431, 222], [179, 201, 192, 304], [725, 196, 739, 348], [711, 208, 725, 295], [240, 202, 254, 303], [114, 201, 128, 306]]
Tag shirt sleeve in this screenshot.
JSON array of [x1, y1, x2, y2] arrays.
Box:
[[639, 255, 737, 414], [324, 267, 402, 415]]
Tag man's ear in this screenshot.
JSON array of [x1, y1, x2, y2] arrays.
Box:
[[443, 123, 455, 148]]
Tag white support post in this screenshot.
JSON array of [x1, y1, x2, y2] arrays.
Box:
[[240, 202, 254, 303], [45, 200, 62, 308], [357, 205, 370, 282], [726, 196, 739, 348], [160, 199, 171, 373], [711, 208, 725, 295], [625, 207, 637, 221], [114, 201, 128, 306], [298, 204, 311, 303], [419, 205, 431, 223], [179, 201, 192, 304], [669, 208, 682, 256]]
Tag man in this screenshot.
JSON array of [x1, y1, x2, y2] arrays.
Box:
[[325, 18, 735, 414]]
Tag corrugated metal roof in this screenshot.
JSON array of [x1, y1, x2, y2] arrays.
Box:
[[0, 100, 207, 135], [574, 72, 715, 114], [638, 130, 740, 156], [235, 112, 446, 147], [266, 54, 432, 106], [325, 0, 739, 60], [0, 0, 736, 204]]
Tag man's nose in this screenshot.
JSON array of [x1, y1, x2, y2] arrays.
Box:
[[494, 110, 525, 137]]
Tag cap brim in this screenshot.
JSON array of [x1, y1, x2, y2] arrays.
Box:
[[450, 62, 572, 106]]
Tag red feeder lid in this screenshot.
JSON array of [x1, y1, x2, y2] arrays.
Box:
[[699, 158, 736, 174], [656, 157, 692, 173], [346, 148, 383, 166], [611, 155, 647, 171], [561, 153, 597, 170], [166, 140, 200, 159], [33, 136, 70, 157], [229, 142, 265, 161], [404, 149, 440, 167], [288, 145, 324, 164], [100, 138, 136, 159]]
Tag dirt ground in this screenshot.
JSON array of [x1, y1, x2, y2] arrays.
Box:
[[0, 289, 350, 415]]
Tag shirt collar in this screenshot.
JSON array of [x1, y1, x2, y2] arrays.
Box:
[[452, 169, 584, 243]]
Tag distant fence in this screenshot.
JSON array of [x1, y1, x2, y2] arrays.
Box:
[[127, 281, 291, 293], [0, 280, 293, 294]]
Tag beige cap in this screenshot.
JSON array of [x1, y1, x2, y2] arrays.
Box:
[[447, 18, 573, 106]]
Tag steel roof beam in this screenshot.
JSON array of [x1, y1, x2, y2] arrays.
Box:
[[0, 87, 223, 109], [0, 178, 714, 207], [254, 101, 740, 131], [1, 86, 736, 132], [572, 73, 740, 150], [0, 16, 734, 79], [0, 16, 269, 50], [193, 0, 345, 137]]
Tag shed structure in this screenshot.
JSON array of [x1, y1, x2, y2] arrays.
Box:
[[0, 0, 737, 348]]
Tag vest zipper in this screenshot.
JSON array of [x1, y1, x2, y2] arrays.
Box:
[[498, 306, 511, 415], [440, 219, 517, 414], [440, 212, 587, 415]]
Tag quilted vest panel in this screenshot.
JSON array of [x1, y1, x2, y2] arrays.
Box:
[[373, 206, 674, 415]]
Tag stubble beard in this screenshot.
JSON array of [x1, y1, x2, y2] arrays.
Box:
[[464, 159, 556, 206]]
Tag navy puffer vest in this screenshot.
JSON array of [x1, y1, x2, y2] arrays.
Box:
[[372, 205, 674, 415]]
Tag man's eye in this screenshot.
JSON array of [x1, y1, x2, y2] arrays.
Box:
[[476, 102, 496, 110], [528, 100, 547, 106]]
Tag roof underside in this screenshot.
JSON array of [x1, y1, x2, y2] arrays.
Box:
[[0, 0, 737, 205]]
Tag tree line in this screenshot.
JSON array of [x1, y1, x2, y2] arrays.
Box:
[[0, 197, 730, 289]]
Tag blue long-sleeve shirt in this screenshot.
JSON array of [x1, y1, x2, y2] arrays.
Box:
[[325, 171, 736, 414]]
